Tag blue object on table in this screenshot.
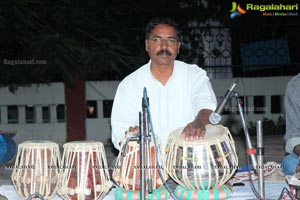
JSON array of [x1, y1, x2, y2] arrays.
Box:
[[0, 134, 17, 164]]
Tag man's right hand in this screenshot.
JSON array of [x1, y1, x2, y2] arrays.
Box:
[[128, 126, 139, 133]]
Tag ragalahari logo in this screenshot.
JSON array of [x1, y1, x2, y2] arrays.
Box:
[[230, 2, 247, 19]]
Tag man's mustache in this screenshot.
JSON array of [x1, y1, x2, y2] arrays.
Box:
[[156, 49, 172, 56]]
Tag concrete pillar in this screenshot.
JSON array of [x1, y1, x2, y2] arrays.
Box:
[[19, 105, 25, 124], [35, 105, 43, 123], [1, 106, 7, 124], [50, 104, 57, 123]]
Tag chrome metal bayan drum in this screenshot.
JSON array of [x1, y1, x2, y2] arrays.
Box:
[[11, 140, 61, 200], [165, 125, 238, 199], [112, 133, 169, 200], [58, 141, 111, 200]]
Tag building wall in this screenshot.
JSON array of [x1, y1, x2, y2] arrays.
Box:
[[0, 83, 66, 146], [85, 81, 119, 143], [212, 77, 290, 133], [0, 76, 292, 147]]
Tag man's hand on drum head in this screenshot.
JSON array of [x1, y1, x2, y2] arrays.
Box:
[[182, 109, 212, 140], [128, 126, 139, 134], [182, 121, 206, 141]]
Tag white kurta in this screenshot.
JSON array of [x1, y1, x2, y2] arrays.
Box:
[[111, 60, 217, 151]]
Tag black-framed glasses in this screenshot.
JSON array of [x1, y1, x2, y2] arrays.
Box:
[[148, 36, 179, 45]]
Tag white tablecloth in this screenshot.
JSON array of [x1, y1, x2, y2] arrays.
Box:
[[0, 180, 290, 200]]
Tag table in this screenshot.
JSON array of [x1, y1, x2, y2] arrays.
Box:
[[0, 180, 290, 200]]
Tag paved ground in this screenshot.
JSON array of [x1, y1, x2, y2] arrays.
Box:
[[0, 134, 286, 186]]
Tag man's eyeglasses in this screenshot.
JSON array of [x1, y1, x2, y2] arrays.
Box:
[[148, 37, 179, 45]]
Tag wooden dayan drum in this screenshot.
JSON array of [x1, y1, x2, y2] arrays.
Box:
[[11, 140, 61, 200], [57, 141, 111, 200], [165, 125, 238, 199], [112, 133, 169, 200]]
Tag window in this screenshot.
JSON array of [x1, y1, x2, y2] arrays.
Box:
[[87, 100, 98, 118], [42, 106, 50, 123], [103, 100, 113, 118], [56, 104, 65, 122], [7, 105, 19, 124], [25, 106, 35, 123], [254, 96, 266, 114], [271, 95, 282, 114]]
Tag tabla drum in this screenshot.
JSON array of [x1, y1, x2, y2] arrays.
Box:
[[165, 125, 238, 200], [57, 141, 111, 200], [112, 133, 169, 200], [11, 140, 61, 200]]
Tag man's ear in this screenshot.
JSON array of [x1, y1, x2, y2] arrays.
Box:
[[177, 42, 181, 54], [145, 39, 149, 52]]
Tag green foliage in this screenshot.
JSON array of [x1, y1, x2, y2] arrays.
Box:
[[0, 0, 146, 87], [0, 0, 231, 88], [1, 0, 299, 89]]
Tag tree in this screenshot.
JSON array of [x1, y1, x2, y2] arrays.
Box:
[[0, 0, 145, 141]]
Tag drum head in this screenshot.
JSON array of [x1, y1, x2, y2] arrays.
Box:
[[21, 140, 55, 144], [63, 140, 103, 150], [19, 140, 59, 148], [169, 124, 228, 142]]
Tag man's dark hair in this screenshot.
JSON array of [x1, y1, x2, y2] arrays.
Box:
[[145, 16, 180, 39]]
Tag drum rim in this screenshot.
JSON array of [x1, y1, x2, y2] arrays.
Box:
[[19, 140, 59, 148], [63, 141, 104, 150], [21, 140, 57, 143]]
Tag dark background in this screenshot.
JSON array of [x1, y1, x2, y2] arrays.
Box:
[[0, 0, 299, 87]]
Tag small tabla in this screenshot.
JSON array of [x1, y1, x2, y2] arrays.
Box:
[[57, 141, 111, 200], [112, 133, 169, 200], [11, 140, 61, 200]]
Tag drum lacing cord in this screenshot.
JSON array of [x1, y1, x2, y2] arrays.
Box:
[[26, 193, 45, 200], [144, 94, 179, 200]]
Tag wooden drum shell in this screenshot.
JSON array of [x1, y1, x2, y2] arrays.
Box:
[[11, 140, 61, 200], [112, 134, 168, 191], [57, 141, 111, 200]]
